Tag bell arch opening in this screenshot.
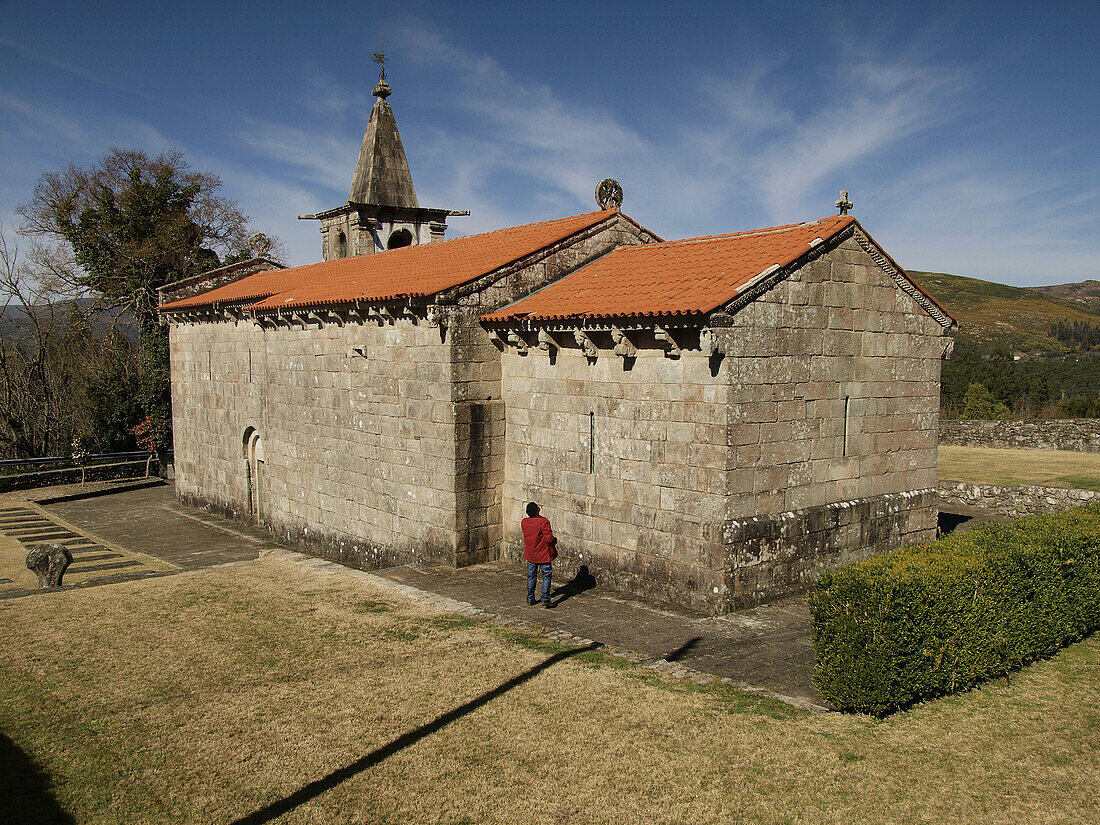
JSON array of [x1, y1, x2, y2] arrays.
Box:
[[387, 228, 413, 249]]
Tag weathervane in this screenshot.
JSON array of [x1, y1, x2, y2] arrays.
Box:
[[835, 189, 853, 216], [371, 43, 387, 81], [371, 43, 392, 99]]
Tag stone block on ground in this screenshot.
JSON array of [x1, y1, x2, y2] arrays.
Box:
[[26, 542, 73, 588]]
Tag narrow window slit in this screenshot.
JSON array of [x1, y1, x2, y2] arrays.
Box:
[[589, 411, 595, 474], [843, 395, 851, 457]]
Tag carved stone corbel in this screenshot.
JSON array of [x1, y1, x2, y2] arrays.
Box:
[[507, 331, 529, 354], [537, 329, 557, 353], [426, 304, 450, 330], [611, 327, 636, 358], [699, 328, 723, 356], [654, 326, 681, 358], [574, 329, 598, 360]]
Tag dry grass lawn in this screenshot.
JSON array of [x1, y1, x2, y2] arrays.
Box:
[[1, 555, 1097, 824], [939, 445, 1100, 491]]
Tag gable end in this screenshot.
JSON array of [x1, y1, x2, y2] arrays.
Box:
[[718, 223, 856, 317], [717, 220, 956, 332], [851, 228, 955, 330]]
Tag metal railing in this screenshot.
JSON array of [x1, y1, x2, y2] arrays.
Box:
[[0, 451, 155, 469]]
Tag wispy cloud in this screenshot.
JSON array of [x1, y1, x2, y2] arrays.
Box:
[[5, 18, 1094, 281], [0, 91, 88, 145], [754, 58, 967, 219], [233, 116, 356, 193]]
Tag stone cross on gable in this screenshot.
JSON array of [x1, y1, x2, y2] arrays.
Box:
[[835, 190, 854, 216], [371, 44, 387, 81]]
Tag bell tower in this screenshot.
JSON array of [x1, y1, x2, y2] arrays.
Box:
[[299, 56, 466, 261]]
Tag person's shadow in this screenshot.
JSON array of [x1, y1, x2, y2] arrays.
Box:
[[550, 565, 597, 606]]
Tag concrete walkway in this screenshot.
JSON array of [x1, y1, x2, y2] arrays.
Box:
[[45, 482, 277, 569], [373, 561, 820, 708]]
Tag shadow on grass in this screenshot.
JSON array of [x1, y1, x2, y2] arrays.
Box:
[[937, 509, 976, 535], [229, 643, 601, 825], [0, 732, 74, 825]]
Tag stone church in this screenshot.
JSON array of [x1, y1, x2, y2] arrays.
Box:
[[159, 76, 956, 614]]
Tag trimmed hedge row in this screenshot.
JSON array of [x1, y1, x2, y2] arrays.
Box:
[[810, 503, 1100, 715]]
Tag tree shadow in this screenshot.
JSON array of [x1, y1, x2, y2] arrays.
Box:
[[229, 643, 601, 825], [0, 732, 75, 825], [663, 637, 702, 662], [550, 565, 597, 606]]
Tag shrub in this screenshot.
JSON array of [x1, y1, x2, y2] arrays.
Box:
[[810, 503, 1100, 715]]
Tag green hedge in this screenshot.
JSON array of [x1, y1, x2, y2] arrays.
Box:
[[810, 503, 1100, 715]]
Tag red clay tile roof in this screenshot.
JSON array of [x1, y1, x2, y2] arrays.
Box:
[[159, 209, 620, 312], [482, 215, 863, 322]]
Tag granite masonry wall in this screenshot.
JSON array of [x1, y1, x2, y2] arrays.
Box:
[[940, 419, 1100, 453], [937, 481, 1100, 517], [500, 342, 731, 613], [170, 317, 460, 568], [500, 233, 950, 613], [444, 214, 658, 566], [168, 213, 658, 570], [724, 489, 937, 605], [716, 236, 946, 609]]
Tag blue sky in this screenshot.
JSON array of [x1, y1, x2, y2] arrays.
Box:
[[0, 0, 1096, 285]]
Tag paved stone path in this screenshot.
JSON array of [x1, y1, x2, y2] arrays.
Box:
[[373, 560, 822, 709], [45, 483, 276, 569]]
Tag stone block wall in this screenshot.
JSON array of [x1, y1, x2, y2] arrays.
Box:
[[723, 490, 936, 609], [444, 214, 660, 566], [713, 237, 946, 607], [168, 213, 658, 571], [498, 233, 949, 613], [721, 238, 945, 518], [170, 317, 460, 568], [940, 419, 1100, 453], [500, 343, 729, 612]]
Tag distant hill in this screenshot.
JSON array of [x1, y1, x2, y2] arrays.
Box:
[[908, 270, 1100, 356], [0, 299, 138, 344], [1029, 280, 1100, 309]]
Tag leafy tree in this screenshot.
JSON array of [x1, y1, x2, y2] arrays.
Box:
[[960, 382, 1011, 420], [18, 149, 260, 334], [18, 148, 279, 451]]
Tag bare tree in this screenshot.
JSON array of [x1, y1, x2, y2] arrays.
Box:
[[0, 227, 139, 459]]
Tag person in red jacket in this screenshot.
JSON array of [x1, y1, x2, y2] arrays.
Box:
[[522, 502, 557, 608]]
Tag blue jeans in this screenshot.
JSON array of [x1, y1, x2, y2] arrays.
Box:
[[527, 562, 552, 604]]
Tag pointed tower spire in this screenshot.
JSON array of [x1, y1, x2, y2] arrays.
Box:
[[348, 74, 418, 208], [299, 52, 467, 261]]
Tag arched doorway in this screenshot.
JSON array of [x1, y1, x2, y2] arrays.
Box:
[[243, 427, 265, 524]]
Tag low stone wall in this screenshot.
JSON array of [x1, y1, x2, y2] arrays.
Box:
[[0, 460, 157, 493], [722, 489, 938, 610], [937, 481, 1100, 518], [940, 419, 1100, 452]]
